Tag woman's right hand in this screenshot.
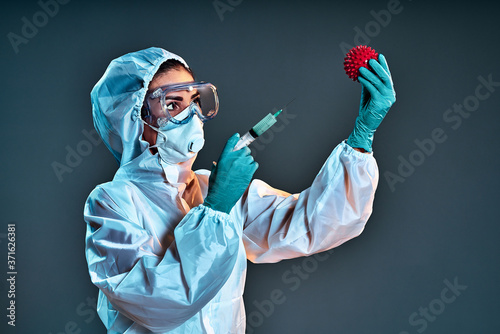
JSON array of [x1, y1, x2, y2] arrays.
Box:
[[203, 133, 259, 214]]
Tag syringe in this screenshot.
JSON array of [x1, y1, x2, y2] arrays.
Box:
[[233, 99, 295, 151]]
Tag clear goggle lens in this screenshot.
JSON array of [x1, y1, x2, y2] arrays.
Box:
[[143, 82, 218, 128]]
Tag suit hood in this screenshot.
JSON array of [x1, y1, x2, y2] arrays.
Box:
[[90, 47, 189, 165]]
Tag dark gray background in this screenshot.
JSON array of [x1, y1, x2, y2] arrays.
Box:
[[1, 0, 499, 333]]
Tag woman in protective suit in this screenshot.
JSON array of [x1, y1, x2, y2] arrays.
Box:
[[84, 47, 395, 333]]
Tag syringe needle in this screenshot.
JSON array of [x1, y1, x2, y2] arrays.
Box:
[[274, 98, 296, 117]]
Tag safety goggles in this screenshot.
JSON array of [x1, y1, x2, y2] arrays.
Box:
[[143, 82, 219, 128]]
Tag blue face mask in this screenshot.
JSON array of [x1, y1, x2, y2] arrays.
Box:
[[142, 105, 205, 164]]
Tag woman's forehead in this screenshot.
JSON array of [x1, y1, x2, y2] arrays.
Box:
[[149, 68, 194, 91]]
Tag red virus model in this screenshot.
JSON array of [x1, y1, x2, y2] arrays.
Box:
[[343, 45, 379, 82]]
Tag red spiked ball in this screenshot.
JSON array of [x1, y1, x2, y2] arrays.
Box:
[[344, 45, 379, 82]]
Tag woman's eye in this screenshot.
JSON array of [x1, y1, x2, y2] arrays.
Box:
[[166, 102, 177, 111], [193, 97, 201, 106]]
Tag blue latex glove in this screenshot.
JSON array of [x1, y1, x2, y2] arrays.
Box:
[[204, 133, 259, 214], [347, 54, 396, 152]]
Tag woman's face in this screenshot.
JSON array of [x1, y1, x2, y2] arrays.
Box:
[[143, 67, 195, 147]]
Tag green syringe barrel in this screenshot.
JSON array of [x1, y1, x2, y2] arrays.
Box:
[[233, 110, 282, 151]]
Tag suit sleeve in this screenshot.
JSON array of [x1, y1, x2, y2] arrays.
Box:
[[236, 141, 379, 263], [84, 187, 240, 332]]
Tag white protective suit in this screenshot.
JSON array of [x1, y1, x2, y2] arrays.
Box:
[[84, 47, 379, 333]]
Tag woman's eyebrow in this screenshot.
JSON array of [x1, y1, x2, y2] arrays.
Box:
[[165, 92, 200, 101], [165, 95, 183, 101]]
